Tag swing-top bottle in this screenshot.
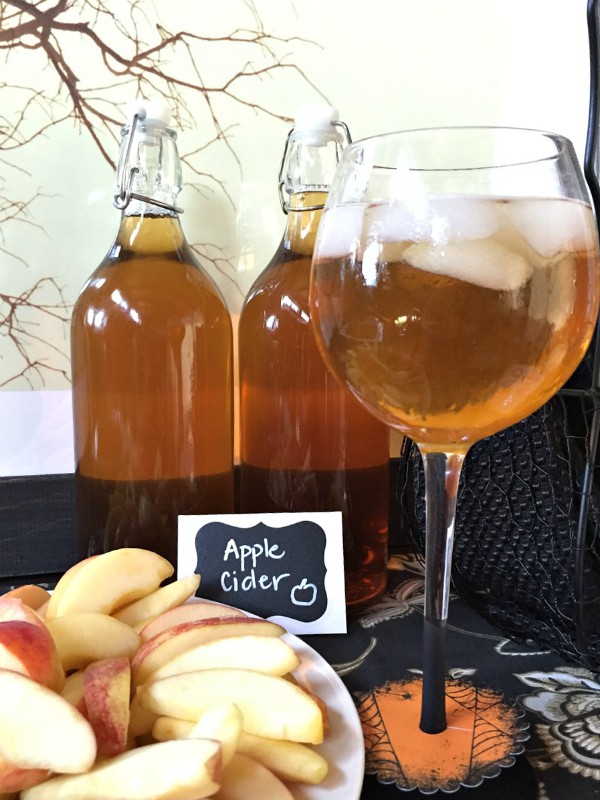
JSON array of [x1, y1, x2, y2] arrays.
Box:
[[71, 101, 234, 569], [238, 105, 390, 610]]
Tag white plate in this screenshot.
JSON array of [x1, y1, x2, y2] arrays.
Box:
[[45, 588, 364, 798], [187, 599, 364, 799], [284, 632, 364, 800]]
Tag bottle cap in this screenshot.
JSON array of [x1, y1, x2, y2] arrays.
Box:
[[125, 98, 172, 128], [293, 104, 339, 133], [278, 104, 350, 211]]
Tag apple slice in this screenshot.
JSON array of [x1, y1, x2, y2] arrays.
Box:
[[112, 575, 201, 630], [150, 716, 328, 782], [0, 754, 50, 794], [236, 731, 328, 784], [139, 668, 324, 744], [0, 597, 44, 626], [0, 620, 65, 692], [48, 548, 174, 618], [139, 600, 247, 641], [46, 613, 140, 671], [61, 670, 86, 712], [2, 586, 51, 612], [45, 556, 99, 620], [129, 687, 158, 739], [35, 601, 49, 619], [187, 704, 242, 767], [147, 634, 300, 683], [132, 617, 284, 687], [214, 753, 295, 800], [20, 739, 222, 800], [0, 669, 96, 773], [0, 598, 64, 690], [83, 657, 131, 758], [152, 715, 193, 741]]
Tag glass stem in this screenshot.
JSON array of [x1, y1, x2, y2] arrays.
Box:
[[418, 447, 467, 734]]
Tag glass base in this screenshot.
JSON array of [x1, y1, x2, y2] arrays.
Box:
[[356, 676, 529, 793]]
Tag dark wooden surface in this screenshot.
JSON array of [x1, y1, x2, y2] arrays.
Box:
[[0, 460, 406, 591], [0, 473, 77, 588]]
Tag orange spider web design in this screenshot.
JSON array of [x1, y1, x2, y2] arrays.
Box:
[[356, 677, 529, 792]]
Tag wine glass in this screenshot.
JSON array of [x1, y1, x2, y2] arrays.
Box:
[[309, 127, 600, 740]]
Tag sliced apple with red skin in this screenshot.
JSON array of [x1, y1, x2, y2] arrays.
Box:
[[214, 753, 295, 800], [132, 617, 284, 686], [0, 598, 64, 691], [83, 657, 131, 759], [48, 548, 174, 619], [147, 634, 300, 683], [2, 586, 50, 612], [0, 755, 50, 794], [112, 575, 200, 631], [20, 739, 222, 800], [46, 613, 140, 672], [0, 669, 96, 773], [139, 668, 324, 744], [0, 597, 44, 626], [139, 600, 247, 641], [0, 620, 65, 692]]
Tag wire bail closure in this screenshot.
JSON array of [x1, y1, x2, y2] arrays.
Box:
[[113, 111, 184, 214], [277, 120, 352, 214]]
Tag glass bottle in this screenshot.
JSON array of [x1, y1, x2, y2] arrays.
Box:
[[238, 106, 390, 610], [71, 101, 234, 570]]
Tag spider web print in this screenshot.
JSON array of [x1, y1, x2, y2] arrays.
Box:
[[356, 678, 529, 793], [356, 687, 413, 790]]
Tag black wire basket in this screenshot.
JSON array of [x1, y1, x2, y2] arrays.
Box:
[[398, 382, 600, 670], [397, 0, 600, 674]]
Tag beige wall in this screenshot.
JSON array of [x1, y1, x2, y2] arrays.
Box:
[[0, 0, 592, 473]]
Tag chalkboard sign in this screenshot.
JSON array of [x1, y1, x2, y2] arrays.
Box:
[[178, 512, 347, 634]]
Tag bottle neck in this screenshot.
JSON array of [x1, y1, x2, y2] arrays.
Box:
[[279, 128, 344, 214], [113, 119, 187, 253], [115, 121, 183, 217], [284, 191, 327, 256], [115, 212, 185, 254], [279, 131, 343, 256]]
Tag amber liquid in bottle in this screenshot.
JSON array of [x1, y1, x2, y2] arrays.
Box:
[[71, 214, 234, 568], [239, 192, 390, 610]]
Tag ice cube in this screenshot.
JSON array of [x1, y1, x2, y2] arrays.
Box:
[[315, 204, 366, 258], [507, 198, 595, 259], [361, 195, 501, 246], [426, 195, 502, 242], [403, 239, 532, 292], [361, 200, 427, 244], [528, 255, 577, 329]]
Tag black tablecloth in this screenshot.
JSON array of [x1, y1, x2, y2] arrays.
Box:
[[305, 551, 600, 800], [3, 551, 600, 798]]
